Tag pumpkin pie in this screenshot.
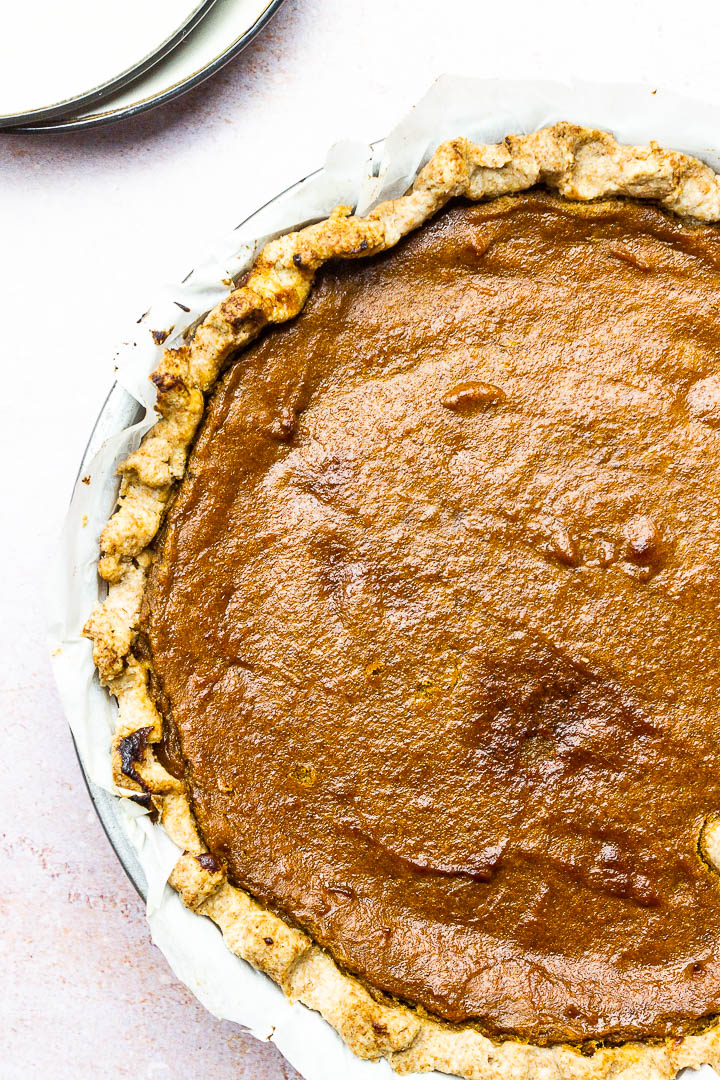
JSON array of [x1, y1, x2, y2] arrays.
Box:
[[85, 123, 720, 1079]]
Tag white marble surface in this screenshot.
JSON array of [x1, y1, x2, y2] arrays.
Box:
[[5, 1, 720, 1076]]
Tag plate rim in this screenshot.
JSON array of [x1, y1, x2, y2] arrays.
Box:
[[0, 0, 219, 129], [2, 0, 285, 134]]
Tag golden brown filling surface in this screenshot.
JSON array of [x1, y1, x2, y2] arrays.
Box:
[[146, 193, 720, 1044]]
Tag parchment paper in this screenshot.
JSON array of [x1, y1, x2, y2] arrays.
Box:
[[50, 76, 720, 1080]]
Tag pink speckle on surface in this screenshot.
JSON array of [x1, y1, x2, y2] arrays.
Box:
[[2, 679, 301, 1079], [4, 0, 720, 1075]]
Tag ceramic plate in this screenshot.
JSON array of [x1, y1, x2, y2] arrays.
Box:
[[6, 0, 285, 133], [0, 0, 218, 127]]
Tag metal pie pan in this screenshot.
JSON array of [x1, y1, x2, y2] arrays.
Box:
[[71, 382, 148, 901], [66, 132, 719, 1080]]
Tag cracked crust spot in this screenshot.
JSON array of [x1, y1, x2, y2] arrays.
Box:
[[700, 817, 720, 876], [83, 123, 720, 1080]]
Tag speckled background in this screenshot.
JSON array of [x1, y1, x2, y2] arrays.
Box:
[[5, 1, 720, 1076]]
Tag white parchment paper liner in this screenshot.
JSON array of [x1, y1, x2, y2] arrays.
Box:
[[50, 76, 720, 1080]]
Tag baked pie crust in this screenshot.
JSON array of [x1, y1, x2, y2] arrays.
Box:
[[85, 123, 720, 1079]]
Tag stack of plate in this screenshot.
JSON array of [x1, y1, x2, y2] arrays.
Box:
[[0, 0, 284, 133]]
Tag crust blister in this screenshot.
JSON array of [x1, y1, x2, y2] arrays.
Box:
[[83, 123, 720, 1079]]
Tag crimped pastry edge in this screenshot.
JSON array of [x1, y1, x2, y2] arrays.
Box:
[[83, 122, 720, 1080]]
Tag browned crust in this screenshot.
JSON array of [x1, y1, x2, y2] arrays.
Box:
[[83, 123, 720, 1079]]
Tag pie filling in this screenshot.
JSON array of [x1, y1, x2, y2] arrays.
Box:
[[144, 192, 720, 1044]]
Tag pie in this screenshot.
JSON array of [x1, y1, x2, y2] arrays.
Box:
[[85, 123, 720, 1079]]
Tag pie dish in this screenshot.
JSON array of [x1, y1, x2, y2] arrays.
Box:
[[84, 122, 720, 1079]]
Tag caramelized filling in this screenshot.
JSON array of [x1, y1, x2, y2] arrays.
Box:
[[146, 193, 720, 1043]]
